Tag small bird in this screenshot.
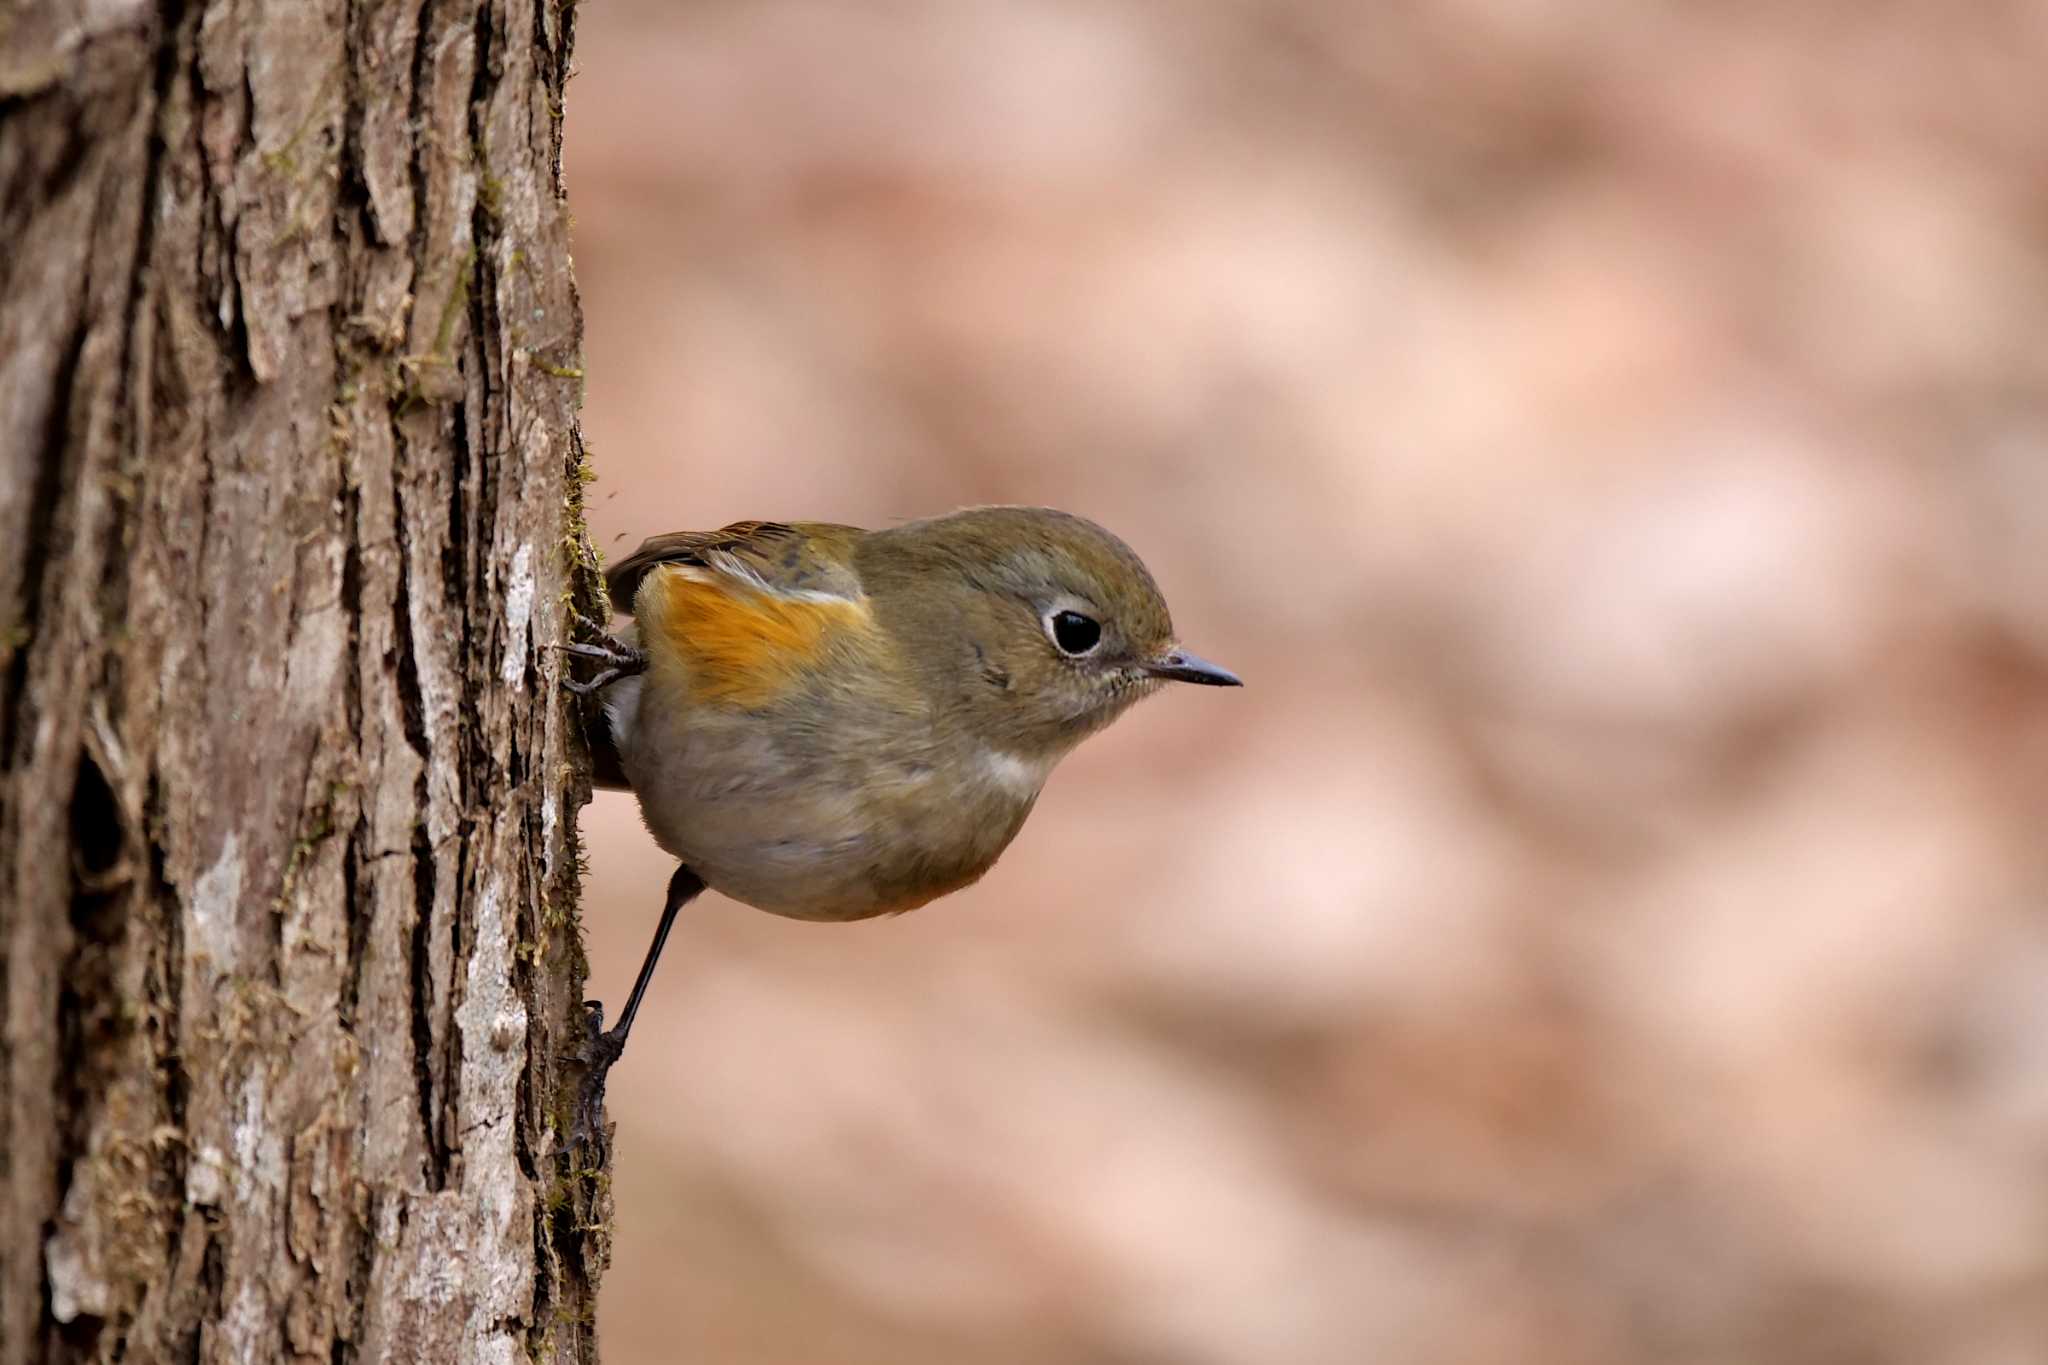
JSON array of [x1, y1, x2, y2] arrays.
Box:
[[564, 506, 1240, 1134]]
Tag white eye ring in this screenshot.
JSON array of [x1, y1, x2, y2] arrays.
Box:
[[1043, 607, 1103, 657]]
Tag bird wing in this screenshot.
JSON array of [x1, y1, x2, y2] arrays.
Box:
[[610, 521, 882, 709], [605, 521, 866, 609]]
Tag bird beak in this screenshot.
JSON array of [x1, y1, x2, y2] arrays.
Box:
[[1145, 647, 1243, 687]]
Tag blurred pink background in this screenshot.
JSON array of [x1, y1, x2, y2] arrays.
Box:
[[566, 4, 2048, 1362]]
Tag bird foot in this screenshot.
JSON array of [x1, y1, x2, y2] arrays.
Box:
[[559, 635, 648, 696], [561, 637, 647, 668]]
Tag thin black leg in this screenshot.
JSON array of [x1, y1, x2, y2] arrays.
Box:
[[611, 864, 704, 1044], [571, 864, 706, 1148]]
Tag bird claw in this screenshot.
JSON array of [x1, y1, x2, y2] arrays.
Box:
[[558, 634, 647, 696], [560, 637, 647, 668], [567, 999, 627, 1153], [560, 865, 703, 1157], [563, 668, 622, 697]]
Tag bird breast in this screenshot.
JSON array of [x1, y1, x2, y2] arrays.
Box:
[[615, 684, 1051, 921]]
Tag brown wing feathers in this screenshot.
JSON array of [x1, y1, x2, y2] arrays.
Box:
[[605, 521, 869, 611], [603, 522, 803, 608]]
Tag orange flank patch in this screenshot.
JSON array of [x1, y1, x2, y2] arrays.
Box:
[[647, 566, 874, 707]]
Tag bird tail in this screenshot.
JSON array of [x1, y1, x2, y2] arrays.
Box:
[[586, 708, 632, 791]]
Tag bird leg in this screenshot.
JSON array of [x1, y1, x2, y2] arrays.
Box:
[[569, 864, 706, 1150]]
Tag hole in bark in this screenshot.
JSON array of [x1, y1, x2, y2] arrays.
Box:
[[68, 754, 129, 945], [70, 753, 124, 882], [53, 1309, 104, 1355], [199, 1233, 225, 1324]]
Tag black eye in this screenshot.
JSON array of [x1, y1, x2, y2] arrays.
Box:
[[1048, 610, 1102, 656]]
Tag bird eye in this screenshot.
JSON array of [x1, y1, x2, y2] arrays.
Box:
[[1047, 609, 1102, 657]]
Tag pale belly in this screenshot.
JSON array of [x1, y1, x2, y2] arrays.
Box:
[[606, 676, 1048, 920]]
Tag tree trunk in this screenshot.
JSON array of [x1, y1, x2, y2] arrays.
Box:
[[0, 2, 611, 1361]]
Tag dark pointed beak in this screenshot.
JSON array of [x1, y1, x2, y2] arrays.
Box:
[[1145, 647, 1243, 687]]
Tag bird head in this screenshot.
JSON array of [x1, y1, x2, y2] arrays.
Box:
[[862, 506, 1241, 764]]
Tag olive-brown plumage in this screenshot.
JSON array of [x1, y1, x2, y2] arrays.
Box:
[[568, 506, 1239, 1135]]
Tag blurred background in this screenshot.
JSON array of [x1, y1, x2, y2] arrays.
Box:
[[565, 3, 2048, 1361]]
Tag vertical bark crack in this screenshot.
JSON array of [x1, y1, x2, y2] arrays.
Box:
[[0, 318, 86, 761]]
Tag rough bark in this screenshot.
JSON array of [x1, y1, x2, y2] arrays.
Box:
[[0, 1, 611, 1361]]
